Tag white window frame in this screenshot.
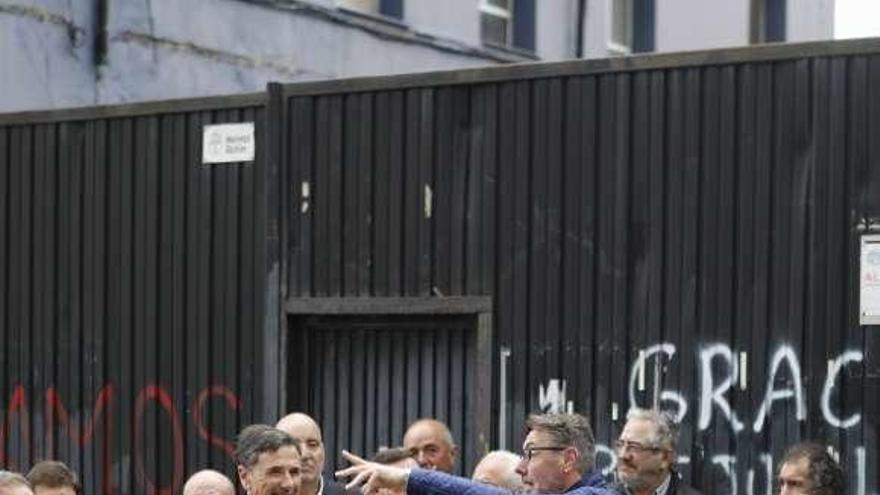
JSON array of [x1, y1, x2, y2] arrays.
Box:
[[607, 0, 633, 55], [480, 0, 514, 47]]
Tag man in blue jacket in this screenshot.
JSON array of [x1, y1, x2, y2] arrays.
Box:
[[337, 413, 613, 495]]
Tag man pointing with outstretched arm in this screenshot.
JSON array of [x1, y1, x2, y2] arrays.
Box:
[[337, 413, 613, 495]]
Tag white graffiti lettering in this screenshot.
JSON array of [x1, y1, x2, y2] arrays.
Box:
[[535, 339, 873, 495], [746, 454, 772, 495], [857, 446, 866, 495], [699, 344, 745, 432], [821, 351, 863, 429], [628, 343, 688, 421], [712, 455, 738, 495], [539, 379, 572, 414], [753, 346, 806, 432]]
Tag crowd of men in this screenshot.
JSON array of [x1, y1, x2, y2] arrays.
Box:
[[0, 408, 847, 495]]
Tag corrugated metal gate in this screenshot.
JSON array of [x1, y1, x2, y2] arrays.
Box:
[[284, 297, 493, 476], [292, 315, 472, 473]]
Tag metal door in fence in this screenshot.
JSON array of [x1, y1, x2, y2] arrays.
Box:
[[285, 297, 494, 476]]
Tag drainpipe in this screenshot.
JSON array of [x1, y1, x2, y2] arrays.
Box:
[[95, 0, 108, 66], [749, 0, 765, 43], [576, 0, 586, 57]]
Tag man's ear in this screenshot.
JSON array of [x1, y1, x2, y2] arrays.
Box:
[[238, 465, 251, 492], [563, 448, 579, 472], [451, 444, 460, 462]]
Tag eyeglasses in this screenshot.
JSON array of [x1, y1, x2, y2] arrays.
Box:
[[613, 440, 665, 454], [522, 446, 567, 461]]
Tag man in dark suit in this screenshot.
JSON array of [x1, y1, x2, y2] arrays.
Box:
[[235, 425, 301, 495], [611, 408, 702, 495], [277, 412, 357, 495]]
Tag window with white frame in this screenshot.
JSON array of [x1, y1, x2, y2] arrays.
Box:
[[609, 0, 633, 54], [480, 0, 513, 47]]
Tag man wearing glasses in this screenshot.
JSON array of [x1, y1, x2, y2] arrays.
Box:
[[611, 408, 701, 495], [336, 413, 613, 495], [514, 413, 608, 492]]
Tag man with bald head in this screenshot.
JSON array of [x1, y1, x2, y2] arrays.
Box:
[[276, 412, 355, 495], [183, 470, 235, 495], [403, 419, 458, 473], [472, 451, 525, 490]]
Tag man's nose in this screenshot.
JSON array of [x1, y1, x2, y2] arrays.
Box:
[[282, 473, 299, 489], [515, 458, 527, 476], [416, 451, 429, 466]]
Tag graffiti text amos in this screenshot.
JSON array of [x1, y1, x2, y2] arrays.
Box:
[[0, 383, 241, 495]]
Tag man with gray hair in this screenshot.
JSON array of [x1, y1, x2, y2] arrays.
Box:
[[515, 413, 604, 492], [777, 442, 845, 495], [235, 424, 303, 495], [0, 471, 33, 495], [183, 469, 236, 495], [612, 408, 702, 495], [336, 412, 613, 495], [472, 451, 524, 490]]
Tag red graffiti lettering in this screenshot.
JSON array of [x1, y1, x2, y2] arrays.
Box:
[[0, 385, 30, 469], [193, 385, 242, 459], [0, 382, 242, 491], [133, 385, 184, 495], [45, 386, 115, 493]]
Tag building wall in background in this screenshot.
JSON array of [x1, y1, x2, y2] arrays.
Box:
[[404, 0, 481, 47], [655, 0, 750, 52], [580, 0, 611, 58], [0, 0, 842, 114], [0, 0, 537, 113], [97, 0, 503, 107], [536, 0, 578, 60], [787, 0, 835, 41], [0, 0, 97, 111]]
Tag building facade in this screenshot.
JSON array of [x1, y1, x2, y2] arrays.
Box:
[[1, 0, 836, 113]]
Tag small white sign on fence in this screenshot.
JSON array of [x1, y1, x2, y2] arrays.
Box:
[[861, 234, 880, 325], [202, 123, 255, 164]]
